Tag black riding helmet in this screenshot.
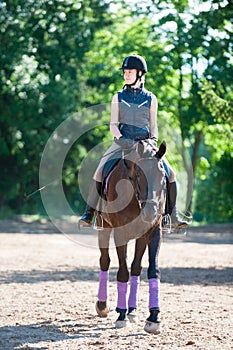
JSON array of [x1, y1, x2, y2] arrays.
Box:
[[119, 54, 148, 87], [120, 54, 148, 73]]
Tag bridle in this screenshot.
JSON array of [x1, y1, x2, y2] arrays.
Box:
[[121, 149, 163, 210]]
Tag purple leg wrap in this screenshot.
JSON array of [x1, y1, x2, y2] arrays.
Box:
[[128, 275, 140, 309], [117, 281, 128, 310], [149, 278, 160, 310], [97, 270, 109, 302]]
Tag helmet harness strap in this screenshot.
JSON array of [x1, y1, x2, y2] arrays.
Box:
[[123, 70, 144, 89]]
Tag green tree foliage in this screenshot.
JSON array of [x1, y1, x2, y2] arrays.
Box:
[[0, 0, 110, 213], [195, 79, 233, 223], [187, 2, 233, 222], [134, 0, 233, 220], [0, 0, 232, 223], [200, 79, 233, 127]]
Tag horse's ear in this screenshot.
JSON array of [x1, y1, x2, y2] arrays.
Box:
[[156, 140, 166, 159]]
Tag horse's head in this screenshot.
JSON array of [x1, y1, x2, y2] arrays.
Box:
[[136, 140, 167, 225], [104, 139, 167, 234]]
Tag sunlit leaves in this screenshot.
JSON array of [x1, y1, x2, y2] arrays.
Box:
[[199, 78, 233, 126]]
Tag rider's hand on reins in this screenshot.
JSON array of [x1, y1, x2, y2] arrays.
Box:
[[115, 136, 135, 149]]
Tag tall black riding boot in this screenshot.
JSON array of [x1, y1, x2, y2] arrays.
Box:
[[79, 180, 102, 227], [168, 182, 188, 229]]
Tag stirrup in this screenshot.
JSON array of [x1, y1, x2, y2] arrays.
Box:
[[93, 212, 104, 231], [162, 214, 172, 234]]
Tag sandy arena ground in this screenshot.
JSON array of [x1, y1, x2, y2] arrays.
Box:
[[0, 219, 232, 350]]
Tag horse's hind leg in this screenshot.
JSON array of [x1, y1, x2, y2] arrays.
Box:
[[128, 236, 147, 323], [96, 228, 111, 317]]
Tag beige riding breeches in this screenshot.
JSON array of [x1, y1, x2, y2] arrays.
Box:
[[93, 140, 176, 183], [93, 141, 120, 182]]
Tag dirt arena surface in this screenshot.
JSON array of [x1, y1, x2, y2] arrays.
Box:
[[0, 219, 232, 350]]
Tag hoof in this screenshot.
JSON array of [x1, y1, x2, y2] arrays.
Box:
[[127, 308, 138, 323], [115, 311, 130, 328], [95, 301, 109, 318], [115, 318, 130, 329], [144, 320, 161, 334]]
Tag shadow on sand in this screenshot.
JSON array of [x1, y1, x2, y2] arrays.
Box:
[[0, 317, 116, 350], [1, 265, 232, 286]]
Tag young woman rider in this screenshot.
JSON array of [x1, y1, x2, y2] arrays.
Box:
[[79, 54, 188, 229]]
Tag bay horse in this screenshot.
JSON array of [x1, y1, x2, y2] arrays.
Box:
[[95, 139, 167, 333]]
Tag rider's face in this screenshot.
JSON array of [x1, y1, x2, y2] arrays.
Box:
[[123, 69, 137, 85]]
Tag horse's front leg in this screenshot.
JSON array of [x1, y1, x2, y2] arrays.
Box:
[[96, 228, 111, 318], [144, 224, 162, 334], [127, 236, 147, 323], [114, 231, 130, 328]]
